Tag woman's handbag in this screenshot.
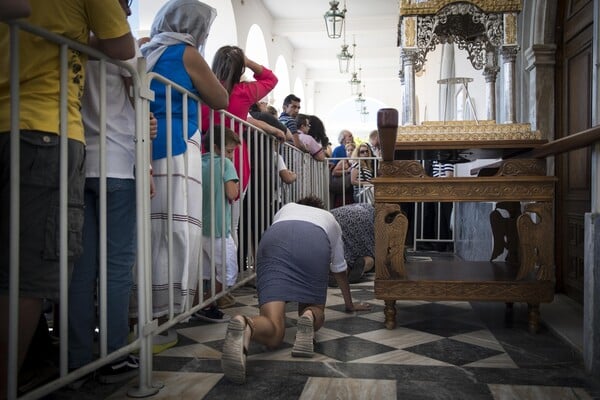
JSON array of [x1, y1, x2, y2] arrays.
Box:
[[329, 171, 352, 195]]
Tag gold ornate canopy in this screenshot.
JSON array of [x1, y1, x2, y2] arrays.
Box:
[[398, 0, 521, 72], [399, 0, 521, 16], [397, 0, 523, 124]]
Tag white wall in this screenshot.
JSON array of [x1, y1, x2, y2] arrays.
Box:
[[130, 1, 486, 143]]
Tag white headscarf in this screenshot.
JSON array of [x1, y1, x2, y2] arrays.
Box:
[[141, 0, 217, 71]]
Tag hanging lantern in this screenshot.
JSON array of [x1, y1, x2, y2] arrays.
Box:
[[349, 68, 362, 94], [323, 0, 345, 39], [355, 92, 365, 111], [337, 44, 352, 73]]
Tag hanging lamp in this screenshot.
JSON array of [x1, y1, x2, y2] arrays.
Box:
[[323, 0, 345, 39]]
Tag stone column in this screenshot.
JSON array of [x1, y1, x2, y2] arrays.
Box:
[[401, 49, 418, 126], [501, 46, 519, 123], [584, 211, 600, 375], [399, 14, 418, 126], [524, 44, 557, 137], [483, 47, 499, 122], [398, 68, 406, 125]]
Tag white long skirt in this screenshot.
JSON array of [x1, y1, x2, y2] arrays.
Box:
[[148, 131, 202, 318]]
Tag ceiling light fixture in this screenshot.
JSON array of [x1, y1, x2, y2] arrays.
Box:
[[349, 68, 362, 95], [348, 36, 362, 93], [337, 44, 353, 73], [336, 4, 352, 74], [324, 0, 346, 39], [360, 105, 370, 123], [355, 91, 365, 111]]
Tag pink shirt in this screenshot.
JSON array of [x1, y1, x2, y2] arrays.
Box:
[[298, 132, 324, 159], [201, 67, 278, 190]]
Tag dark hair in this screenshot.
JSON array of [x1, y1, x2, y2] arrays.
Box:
[[212, 45, 245, 94], [202, 126, 240, 149], [267, 105, 278, 117], [283, 94, 301, 106], [296, 195, 325, 209], [249, 103, 260, 113], [295, 113, 309, 128], [308, 115, 330, 146]]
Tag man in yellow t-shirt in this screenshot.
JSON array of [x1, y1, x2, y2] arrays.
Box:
[[0, 0, 135, 396]]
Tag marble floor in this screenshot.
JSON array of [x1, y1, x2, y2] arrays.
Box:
[[52, 275, 600, 400]]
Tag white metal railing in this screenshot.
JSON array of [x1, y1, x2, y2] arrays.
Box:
[[4, 20, 154, 399], [4, 19, 327, 399], [325, 155, 455, 251], [326, 155, 380, 208]]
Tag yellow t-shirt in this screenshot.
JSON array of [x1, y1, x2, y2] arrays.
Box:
[[0, 0, 132, 143]]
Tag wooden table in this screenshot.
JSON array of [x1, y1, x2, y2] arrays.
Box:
[[373, 109, 556, 333]]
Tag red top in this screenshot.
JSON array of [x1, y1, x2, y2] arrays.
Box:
[[201, 67, 278, 191]]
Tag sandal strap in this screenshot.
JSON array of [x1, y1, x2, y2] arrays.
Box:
[[242, 315, 255, 338]]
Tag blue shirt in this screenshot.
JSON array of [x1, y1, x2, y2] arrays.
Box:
[[150, 44, 200, 160], [330, 144, 347, 166]]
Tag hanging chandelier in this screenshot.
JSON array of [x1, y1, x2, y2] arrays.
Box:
[[349, 68, 361, 95], [360, 105, 370, 123], [323, 0, 346, 39], [355, 92, 365, 111], [336, 8, 352, 74], [348, 36, 361, 93], [337, 44, 353, 73]]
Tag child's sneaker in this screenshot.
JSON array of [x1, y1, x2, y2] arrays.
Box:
[[97, 354, 139, 384], [193, 305, 231, 323]]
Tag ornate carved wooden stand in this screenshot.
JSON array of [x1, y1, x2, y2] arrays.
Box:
[[373, 108, 556, 333]]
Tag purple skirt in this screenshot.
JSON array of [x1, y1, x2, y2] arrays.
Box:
[[256, 220, 330, 306]]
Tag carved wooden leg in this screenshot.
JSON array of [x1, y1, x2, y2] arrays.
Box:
[[527, 303, 540, 333], [384, 300, 397, 330], [490, 202, 521, 264], [375, 203, 408, 279]]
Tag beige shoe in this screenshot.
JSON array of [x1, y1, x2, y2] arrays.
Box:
[[292, 315, 314, 358], [221, 317, 248, 384]]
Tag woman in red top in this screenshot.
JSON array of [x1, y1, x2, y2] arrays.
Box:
[[201, 46, 278, 192]]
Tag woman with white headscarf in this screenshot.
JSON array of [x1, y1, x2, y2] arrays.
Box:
[[139, 0, 228, 320]]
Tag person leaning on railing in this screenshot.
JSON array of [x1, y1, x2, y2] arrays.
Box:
[[0, 0, 135, 396]]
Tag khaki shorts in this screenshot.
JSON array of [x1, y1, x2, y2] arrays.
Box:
[[0, 130, 85, 300]]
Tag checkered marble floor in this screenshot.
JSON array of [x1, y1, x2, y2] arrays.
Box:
[[57, 276, 600, 399]]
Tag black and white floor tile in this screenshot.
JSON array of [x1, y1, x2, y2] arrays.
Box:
[[56, 276, 600, 399]]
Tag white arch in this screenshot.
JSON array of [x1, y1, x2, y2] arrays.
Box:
[[293, 77, 306, 111], [203, 1, 237, 67], [273, 55, 290, 111], [245, 24, 269, 68]]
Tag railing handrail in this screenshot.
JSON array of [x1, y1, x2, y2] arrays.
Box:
[[520, 124, 600, 159]]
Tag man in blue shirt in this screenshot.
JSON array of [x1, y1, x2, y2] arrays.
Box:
[[279, 94, 306, 152]]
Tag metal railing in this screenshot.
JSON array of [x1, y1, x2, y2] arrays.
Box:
[[325, 155, 455, 251], [3, 20, 326, 400]]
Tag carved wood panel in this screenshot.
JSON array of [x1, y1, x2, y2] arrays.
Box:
[[555, 0, 592, 302]]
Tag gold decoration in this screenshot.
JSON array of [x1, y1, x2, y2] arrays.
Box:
[[377, 160, 425, 177], [496, 159, 546, 176], [374, 177, 556, 202], [504, 13, 517, 45], [404, 17, 416, 47], [394, 122, 543, 142], [374, 203, 408, 280], [399, 0, 522, 16]]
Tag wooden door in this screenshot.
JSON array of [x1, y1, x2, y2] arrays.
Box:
[[555, 0, 593, 303]]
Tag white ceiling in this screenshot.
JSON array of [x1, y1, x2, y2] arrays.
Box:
[[260, 0, 401, 84]]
